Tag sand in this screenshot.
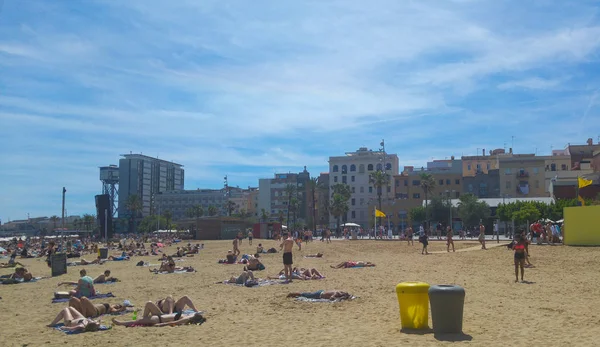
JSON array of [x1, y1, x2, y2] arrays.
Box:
[[2, 238, 600, 347]]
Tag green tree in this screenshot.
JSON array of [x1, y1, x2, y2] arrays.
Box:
[[73, 218, 80, 230], [419, 173, 436, 227], [125, 194, 142, 233], [329, 183, 352, 232], [457, 193, 491, 229], [284, 184, 297, 226], [369, 170, 390, 211], [186, 205, 204, 232], [226, 200, 237, 216], [278, 210, 284, 225], [162, 210, 173, 230], [260, 208, 269, 223], [429, 195, 455, 225], [207, 205, 218, 217], [50, 215, 59, 231], [138, 215, 167, 233], [82, 214, 95, 233], [409, 206, 426, 223], [512, 204, 541, 226], [308, 177, 319, 230]]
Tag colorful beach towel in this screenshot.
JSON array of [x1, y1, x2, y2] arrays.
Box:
[[220, 279, 287, 287], [52, 292, 115, 303]]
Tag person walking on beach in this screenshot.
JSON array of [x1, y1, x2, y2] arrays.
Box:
[[419, 225, 429, 255], [232, 237, 240, 257], [248, 230, 253, 246], [478, 223, 487, 250], [407, 226, 414, 245], [513, 234, 527, 282], [280, 233, 294, 282], [446, 226, 455, 252]]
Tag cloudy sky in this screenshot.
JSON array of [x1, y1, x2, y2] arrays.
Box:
[[1, 0, 600, 221]]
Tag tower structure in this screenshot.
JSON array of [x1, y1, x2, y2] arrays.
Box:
[[100, 165, 119, 217]]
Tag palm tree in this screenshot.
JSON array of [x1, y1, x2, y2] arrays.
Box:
[[162, 210, 173, 231], [284, 184, 297, 227], [278, 210, 284, 225], [289, 197, 300, 231], [73, 218, 80, 230], [226, 200, 237, 216], [369, 170, 390, 211], [82, 214, 95, 233], [186, 205, 204, 232], [330, 184, 352, 233], [420, 173, 436, 229], [49, 215, 59, 232], [260, 208, 269, 223], [308, 177, 318, 230], [126, 194, 142, 233], [208, 205, 218, 217]]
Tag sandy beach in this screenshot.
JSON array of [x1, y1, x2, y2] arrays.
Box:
[[2, 238, 600, 347]]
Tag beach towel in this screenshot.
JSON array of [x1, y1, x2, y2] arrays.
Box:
[[122, 309, 206, 327], [220, 279, 287, 287], [53, 323, 111, 334], [1, 276, 44, 285], [295, 296, 357, 303], [52, 292, 115, 303], [152, 269, 196, 275]]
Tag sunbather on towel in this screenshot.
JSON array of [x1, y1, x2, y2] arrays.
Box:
[[55, 269, 96, 298], [330, 261, 375, 268], [287, 290, 352, 301], [305, 253, 323, 258], [71, 256, 106, 266], [228, 270, 256, 285], [0, 266, 33, 282], [268, 267, 323, 280], [153, 295, 200, 315], [244, 254, 265, 271], [69, 297, 125, 317], [112, 311, 205, 327], [58, 270, 118, 285], [47, 307, 101, 332]]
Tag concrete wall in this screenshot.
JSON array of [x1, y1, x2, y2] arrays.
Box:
[[564, 205, 600, 246]]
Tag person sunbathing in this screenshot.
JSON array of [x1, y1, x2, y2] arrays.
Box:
[[112, 311, 205, 327], [108, 252, 130, 261], [330, 261, 375, 268], [228, 270, 256, 285], [69, 296, 125, 317], [71, 256, 105, 266], [151, 295, 200, 315], [305, 253, 323, 258], [244, 254, 265, 271], [55, 269, 96, 298], [149, 264, 195, 274], [47, 307, 101, 332], [287, 290, 352, 301], [151, 256, 176, 273], [256, 244, 265, 253], [268, 267, 323, 280], [0, 267, 33, 282], [0, 251, 24, 267]]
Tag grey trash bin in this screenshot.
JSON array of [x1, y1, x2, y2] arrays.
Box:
[[428, 284, 465, 334]]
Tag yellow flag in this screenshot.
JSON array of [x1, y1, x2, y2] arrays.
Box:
[[578, 195, 586, 206], [375, 209, 386, 218], [578, 176, 593, 189]]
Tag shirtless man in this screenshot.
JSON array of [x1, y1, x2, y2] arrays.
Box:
[[287, 290, 352, 301], [280, 233, 294, 282], [446, 226, 455, 252], [479, 223, 487, 250], [407, 226, 414, 245], [232, 237, 240, 257]]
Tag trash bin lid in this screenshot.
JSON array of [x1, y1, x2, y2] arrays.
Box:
[[429, 284, 465, 295], [396, 281, 430, 294]]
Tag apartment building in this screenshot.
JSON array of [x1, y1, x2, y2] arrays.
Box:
[[118, 154, 184, 219], [315, 173, 330, 228], [497, 154, 547, 198], [257, 168, 311, 224], [328, 147, 399, 228], [461, 148, 504, 177], [155, 188, 226, 221]]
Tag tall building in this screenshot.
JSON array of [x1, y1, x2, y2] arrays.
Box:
[[155, 188, 225, 221], [461, 148, 504, 177], [328, 147, 399, 228], [462, 169, 501, 198], [257, 167, 311, 224], [316, 173, 330, 228], [118, 154, 184, 219]]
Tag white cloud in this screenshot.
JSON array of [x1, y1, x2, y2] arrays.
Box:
[[498, 78, 563, 90]]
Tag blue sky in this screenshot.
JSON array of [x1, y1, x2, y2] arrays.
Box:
[[1, 0, 600, 221]]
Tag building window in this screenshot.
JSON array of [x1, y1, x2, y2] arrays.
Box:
[[386, 163, 392, 170], [369, 187, 373, 193], [479, 183, 487, 196], [506, 181, 511, 189], [487, 163, 490, 170], [334, 176, 338, 183], [404, 180, 408, 186], [351, 211, 356, 218], [446, 179, 451, 185], [350, 164, 356, 172], [413, 193, 421, 199], [395, 179, 400, 187], [476, 164, 481, 170], [368, 164, 374, 171], [360, 187, 364, 193], [351, 176, 355, 182], [360, 198, 364, 205], [351, 187, 355, 193], [387, 186, 391, 193], [376, 163, 382, 171], [550, 164, 556, 171], [342, 176, 347, 184], [561, 164, 567, 170], [333, 165, 339, 172], [535, 180, 539, 188], [467, 164, 471, 171], [505, 168, 511, 175], [342, 165, 348, 174], [455, 179, 460, 185], [412, 180, 420, 186], [351, 198, 355, 206], [468, 184, 473, 192], [439, 179, 444, 185], [533, 167, 539, 174], [359, 164, 365, 173]]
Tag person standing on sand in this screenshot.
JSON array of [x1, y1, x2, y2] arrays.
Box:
[[407, 226, 414, 245], [513, 234, 527, 282], [446, 226, 455, 252], [478, 223, 487, 250], [232, 237, 240, 257], [280, 233, 294, 282], [419, 225, 429, 255], [248, 230, 253, 246]]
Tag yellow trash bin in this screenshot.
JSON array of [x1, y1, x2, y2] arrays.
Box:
[[396, 281, 430, 330]]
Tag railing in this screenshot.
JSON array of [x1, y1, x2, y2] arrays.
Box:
[[516, 171, 529, 178]]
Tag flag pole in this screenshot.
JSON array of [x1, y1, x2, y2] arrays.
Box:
[[374, 207, 377, 234]]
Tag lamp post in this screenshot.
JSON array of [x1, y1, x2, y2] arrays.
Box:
[[445, 190, 455, 231]]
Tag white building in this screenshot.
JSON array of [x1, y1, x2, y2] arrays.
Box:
[[258, 169, 311, 223], [328, 147, 399, 228]]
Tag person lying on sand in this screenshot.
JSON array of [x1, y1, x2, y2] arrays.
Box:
[[108, 252, 130, 261], [149, 295, 200, 315], [244, 254, 265, 271], [47, 307, 102, 332], [112, 311, 206, 327], [0, 266, 33, 282], [149, 265, 195, 274], [268, 267, 324, 280], [58, 270, 119, 286], [305, 253, 323, 258], [68, 296, 125, 317], [330, 261, 375, 268], [0, 251, 24, 267], [55, 269, 96, 298], [228, 270, 256, 285], [71, 256, 106, 266], [287, 290, 352, 301]]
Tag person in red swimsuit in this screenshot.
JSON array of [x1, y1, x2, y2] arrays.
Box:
[[513, 235, 527, 282]]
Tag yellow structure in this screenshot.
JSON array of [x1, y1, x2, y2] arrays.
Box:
[[563, 206, 600, 246], [395, 282, 430, 330]]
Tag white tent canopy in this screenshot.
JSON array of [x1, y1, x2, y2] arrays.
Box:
[[342, 223, 360, 227]]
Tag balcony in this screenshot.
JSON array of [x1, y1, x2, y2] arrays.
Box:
[[516, 171, 529, 178]]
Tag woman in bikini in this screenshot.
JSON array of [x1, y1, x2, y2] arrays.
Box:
[[153, 295, 199, 315], [478, 223, 487, 250], [330, 261, 375, 268], [112, 301, 204, 327], [47, 307, 101, 332], [446, 226, 455, 252], [513, 235, 528, 282], [68, 297, 125, 318]]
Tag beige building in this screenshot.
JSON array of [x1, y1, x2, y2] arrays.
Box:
[[461, 148, 505, 177], [497, 155, 547, 197]]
